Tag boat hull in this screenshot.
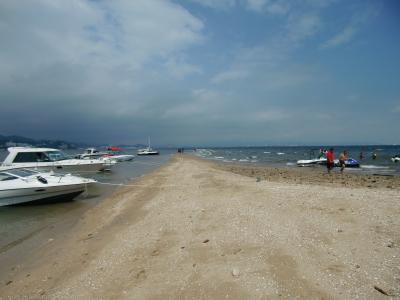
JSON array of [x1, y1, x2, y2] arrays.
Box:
[[0, 184, 87, 206], [137, 152, 159, 156], [0, 161, 106, 173]]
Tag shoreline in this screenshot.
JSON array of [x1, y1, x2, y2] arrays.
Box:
[[1, 154, 399, 299]]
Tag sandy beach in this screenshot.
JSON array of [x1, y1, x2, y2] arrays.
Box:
[[1, 154, 399, 299]]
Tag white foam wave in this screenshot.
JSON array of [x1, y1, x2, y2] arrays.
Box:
[[277, 152, 285, 155], [361, 165, 390, 169]]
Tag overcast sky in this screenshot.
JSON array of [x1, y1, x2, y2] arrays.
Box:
[[0, 0, 399, 146]]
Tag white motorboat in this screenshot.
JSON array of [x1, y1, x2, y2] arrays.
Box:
[[0, 147, 113, 173], [108, 154, 135, 162], [392, 155, 400, 163], [137, 137, 159, 156], [76, 148, 109, 159], [0, 169, 96, 206], [77, 147, 134, 162], [297, 157, 327, 167], [105, 146, 135, 162]]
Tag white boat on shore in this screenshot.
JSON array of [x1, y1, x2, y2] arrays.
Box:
[[0, 169, 96, 206], [0, 147, 112, 173]]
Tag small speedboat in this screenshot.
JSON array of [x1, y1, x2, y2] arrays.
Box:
[[0, 169, 96, 206], [297, 157, 327, 167], [76, 148, 109, 159], [391, 155, 400, 163], [105, 146, 135, 162]]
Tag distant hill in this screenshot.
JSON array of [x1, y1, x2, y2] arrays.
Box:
[[0, 134, 84, 149]]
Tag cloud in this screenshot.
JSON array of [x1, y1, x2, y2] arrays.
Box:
[[246, 0, 269, 12], [188, 0, 236, 10], [286, 13, 321, 43], [211, 69, 249, 84], [321, 25, 357, 49], [321, 4, 380, 49]]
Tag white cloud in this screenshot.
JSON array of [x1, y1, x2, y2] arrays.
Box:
[[211, 69, 249, 84], [246, 0, 269, 12], [164, 58, 202, 79], [321, 25, 356, 48], [188, 0, 236, 10], [321, 4, 379, 49], [0, 0, 204, 86], [287, 13, 321, 43]]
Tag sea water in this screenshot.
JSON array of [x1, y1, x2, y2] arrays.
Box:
[[194, 145, 400, 175], [0, 149, 175, 252]]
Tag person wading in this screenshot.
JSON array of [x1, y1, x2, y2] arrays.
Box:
[[326, 148, 334, 174], [339, 150, 347, 174]]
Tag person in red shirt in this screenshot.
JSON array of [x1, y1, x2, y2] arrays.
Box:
[[326, 148, 334, 173]]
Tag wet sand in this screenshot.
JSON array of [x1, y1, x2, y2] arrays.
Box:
[[0, 154, 399, 299]]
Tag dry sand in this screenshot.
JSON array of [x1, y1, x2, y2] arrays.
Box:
[[1, 155, 399, 299]]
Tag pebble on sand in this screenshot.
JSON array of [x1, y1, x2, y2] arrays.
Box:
[[232, 268, 240, 277]]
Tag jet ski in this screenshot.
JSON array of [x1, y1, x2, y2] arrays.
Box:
[[391, 155, 400, 163], [334, 158, 360, 168]]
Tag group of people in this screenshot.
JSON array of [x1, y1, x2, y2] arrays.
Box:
[[321, 148, 347, 174]]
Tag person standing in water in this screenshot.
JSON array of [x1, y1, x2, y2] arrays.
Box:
[[326, 148, 334, 174], [339, 151, 347, 174]]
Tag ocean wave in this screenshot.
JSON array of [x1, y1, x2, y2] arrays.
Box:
[[361, 165, 390, 169], [263, 152, 271, 154], [277, 152, 285, 155]]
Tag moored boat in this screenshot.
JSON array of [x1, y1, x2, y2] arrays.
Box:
[[0, 147, 111, 172], [0, 169, 96, 206], [137, 137, 159, 156]]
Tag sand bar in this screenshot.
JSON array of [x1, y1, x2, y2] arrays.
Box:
[[0, 155, 399, 299]]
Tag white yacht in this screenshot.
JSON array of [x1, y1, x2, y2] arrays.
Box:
[[0, 169, 96, 206], [0, 147, 112, 172], [137, 138, 159, 156]]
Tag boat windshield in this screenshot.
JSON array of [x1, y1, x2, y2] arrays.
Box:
[[46, 151, 69, 161], [0, 172, 17, 181], [8, 169, 38, 177]]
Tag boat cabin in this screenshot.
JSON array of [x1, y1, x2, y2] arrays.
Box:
[[2, 147, 69, 165]]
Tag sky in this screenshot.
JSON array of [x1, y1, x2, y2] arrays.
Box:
[[0, 0, 399, 147]]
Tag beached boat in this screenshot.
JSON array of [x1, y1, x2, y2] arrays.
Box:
[[137, 138, 159, 156], [0, 147, 112, 172], [0, 169, 96, 206]]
